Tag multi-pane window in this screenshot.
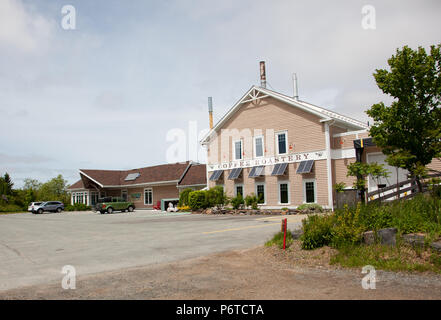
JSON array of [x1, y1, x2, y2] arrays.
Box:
[[277, 132, 287, 154], [90, 192, 99, 205], [256, 184, 265, 204], [234, 140, 242, 160], [305, 181, 316, 203], [254, 136, 264, 158], [144, 188, 153, 205], [236, 185, 243, 197], [279, 183, 289, 204]]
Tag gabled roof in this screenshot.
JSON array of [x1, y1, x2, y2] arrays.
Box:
[[68, 161, 208, 189], [77, 161, 192, 188], [201, 85, 368, 144], [68, 179, 85, 190], [178, 163, 207, 187]]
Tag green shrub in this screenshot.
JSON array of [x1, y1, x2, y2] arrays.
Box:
[[65, 203, 91, 211], [188, 190, 208, 210], [179, 188, 193, 207], [265, 230, 294, 249], [0, 202, 24, 213], [300, 214, 335, 250], [331, 203, 365, 248], [205, 186, 228, 208], [231, 194, 244, 209], [245, 193, 259, 209], [334, 182, 347, 193], [297, 203, 323, 212]]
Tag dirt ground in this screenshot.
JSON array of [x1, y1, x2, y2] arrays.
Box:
[[2, 241, 441, 300]]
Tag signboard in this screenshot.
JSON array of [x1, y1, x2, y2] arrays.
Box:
[[207, 150, 327, 172], [130, 193, 141, 200]]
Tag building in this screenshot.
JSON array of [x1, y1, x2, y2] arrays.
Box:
[[67, 161, 206, 210], [200, 80, 441, 210]]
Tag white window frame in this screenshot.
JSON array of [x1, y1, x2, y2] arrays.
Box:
[[253, 135, 264, 158], [255, 182, 266, 205], [303, 179, 317, 204], [235, 184, 244, 197], [144, 188, 153, 205], [233, 139, 243, 160], [278, 181, 290, 205], [276, 130, 288, 155]]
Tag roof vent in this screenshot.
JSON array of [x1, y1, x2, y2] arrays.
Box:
[[124, 173, 140, 181]]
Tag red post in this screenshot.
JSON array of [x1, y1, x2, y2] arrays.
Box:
[[283, 218, 287, 250]]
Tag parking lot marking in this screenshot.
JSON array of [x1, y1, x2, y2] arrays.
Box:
[[202, 222, 280, 234]]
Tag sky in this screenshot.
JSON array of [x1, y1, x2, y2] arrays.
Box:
[[1, 0, 440, 188]]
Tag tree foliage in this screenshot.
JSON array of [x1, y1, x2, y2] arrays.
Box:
[[366, 44, 441, 190]]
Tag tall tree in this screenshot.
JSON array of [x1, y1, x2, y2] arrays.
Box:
[[366, 44, 441, 191], [2, 173, 13, 195]]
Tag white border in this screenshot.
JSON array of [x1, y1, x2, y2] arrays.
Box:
[[255, 182, 266, 205], [303, 178, 317, 204], [253, 135, 264, 158], [278, 180, 290, 205], [144, 188, 153, 205]]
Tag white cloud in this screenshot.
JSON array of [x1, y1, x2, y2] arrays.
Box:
[[0, 0, 54, 53]]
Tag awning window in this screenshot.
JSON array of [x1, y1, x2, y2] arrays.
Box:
[[228, 168, 242, 180], [249, 166, 265, 178], [271, 163, 288, 176], [209, 170, 224, 181], [296, 160, 314, 174]]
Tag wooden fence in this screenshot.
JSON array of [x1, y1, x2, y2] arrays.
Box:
[[366, 172, 441, 203]]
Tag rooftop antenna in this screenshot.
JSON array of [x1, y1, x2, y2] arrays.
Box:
[[292, 73, 299, 100], [208, 97, 213, 129], [259, 61, 267, 88]]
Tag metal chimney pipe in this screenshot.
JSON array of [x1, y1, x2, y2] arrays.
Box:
[[259, 61, 266, 88], [292, 73, 299, 100], [208, 97, 213, 129]]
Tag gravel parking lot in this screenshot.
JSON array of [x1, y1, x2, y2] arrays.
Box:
[[0, 210, 304, 291]]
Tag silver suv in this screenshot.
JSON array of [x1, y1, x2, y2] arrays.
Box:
[[31, 201, 64, 214]]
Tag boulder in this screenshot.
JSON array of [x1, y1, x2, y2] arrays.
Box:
[[402, 233, 426, 247], [205, 208, 213, 215], [363, 228, 397, 246], [377, 228, 397, 246], [363, 231, 375, 245], [431, 241, 441, 252]]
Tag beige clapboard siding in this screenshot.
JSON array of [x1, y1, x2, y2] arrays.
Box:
[[208, 97, 326, 164], [428, 158, 441, 173], [209, 160, 329, 207]]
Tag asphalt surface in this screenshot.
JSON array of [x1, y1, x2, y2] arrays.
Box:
[[0, 210, 304, 291]]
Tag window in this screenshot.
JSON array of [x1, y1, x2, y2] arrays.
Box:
[[276, 131, 287, 155], [256, 183, 265, 204], [304, 179, 316, 203], [235, 185, 244, 197], [254, 136, 264, 158], [90, 192, 99, 205], [234, 140, 242, 160], [121, 190, 128, 201], [279, 183, 289, 204], [144, 188, 153, 205]]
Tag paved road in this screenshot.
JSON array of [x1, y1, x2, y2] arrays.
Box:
[[0, 210, 304, 291]]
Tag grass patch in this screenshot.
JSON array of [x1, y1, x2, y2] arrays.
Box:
[[265, 230, 293, 249], [330, 243, 441, 273]]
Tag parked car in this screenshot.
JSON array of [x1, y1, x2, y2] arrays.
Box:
[[28, 202, 42, 213], [31, 201, 65, 214], [94, 197, 135, 214]]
